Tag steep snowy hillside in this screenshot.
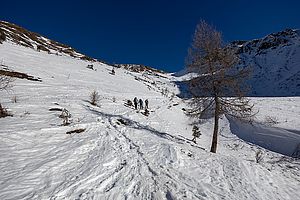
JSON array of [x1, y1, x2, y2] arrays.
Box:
[[231, 29, 300, 96], [0, 20, 96, 62], [0, 24, 300, 199]]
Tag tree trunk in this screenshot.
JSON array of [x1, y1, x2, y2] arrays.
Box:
[[210, 95, 220, 153]]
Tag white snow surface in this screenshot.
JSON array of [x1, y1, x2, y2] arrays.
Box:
[[0, 41, 300, 200]]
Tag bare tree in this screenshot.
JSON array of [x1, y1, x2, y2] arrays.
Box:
[[185, 20, 254, 153]]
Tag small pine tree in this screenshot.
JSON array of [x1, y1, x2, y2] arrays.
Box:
[[60, 108, 71, 126], [90, 90, 100, 106], [191, 125, 201, 143], [255, 150, 263, 163]]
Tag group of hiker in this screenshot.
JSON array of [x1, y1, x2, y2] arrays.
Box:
[[133, 97, 149, 110]]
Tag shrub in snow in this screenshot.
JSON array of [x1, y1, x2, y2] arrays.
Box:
[[90, 90, 100, 106], [161, 88, 169, 97], [111, 68, 115, 75], [0, 103, 12, 118], [191, 125, 201, 143], [0, 30, 5, 43], [264, 116, 279, 125], [86, 64, 94, 70], [0, 74, 14, 91], [60, 108, 71, 126], [255, 150, 263, 163], [11, 96, 17, 103]]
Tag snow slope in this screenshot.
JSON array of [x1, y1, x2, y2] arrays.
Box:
[[0, 40, 300, 200]]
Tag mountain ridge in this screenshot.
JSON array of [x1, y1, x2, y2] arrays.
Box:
[[0, 20, 98, 62], [230, 28, 300, 96]]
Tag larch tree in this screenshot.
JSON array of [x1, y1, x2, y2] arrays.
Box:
[[185, 20, 254, 153]]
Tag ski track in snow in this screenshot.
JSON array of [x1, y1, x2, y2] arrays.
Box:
[[0, 42, 300, 200]]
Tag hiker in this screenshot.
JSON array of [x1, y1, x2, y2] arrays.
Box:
[[145, 99, 149, 109], [139, 99, 143, 110], [111, 68, 115, 75], [133, 97, 138, 110]]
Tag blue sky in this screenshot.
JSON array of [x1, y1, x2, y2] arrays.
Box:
[[1, 0, 300, 72]]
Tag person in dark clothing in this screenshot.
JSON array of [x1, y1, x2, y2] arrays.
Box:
[[145, 99, 149, 109], [139, 99, 143, 110], [133, 97, 138, 110]]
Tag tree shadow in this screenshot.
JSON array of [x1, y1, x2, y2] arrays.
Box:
[[227, 116, 300, 157]]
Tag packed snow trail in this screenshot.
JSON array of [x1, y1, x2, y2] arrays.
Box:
[[0, 42, 300, 200]]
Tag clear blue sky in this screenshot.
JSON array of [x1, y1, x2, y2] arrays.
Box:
[[1, 0, 300, 72]]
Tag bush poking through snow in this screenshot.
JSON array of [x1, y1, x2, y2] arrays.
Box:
[[161, 88, 169, 97], [264, 116, 279, 125], [0, 103, 12, 118], [0, 74, 13, 91], [90, 90, 100, 106], [191, 125, 201, 143], [255, 150, 263, 163], [12, 96, 17, 103], [60, 108, 71, 126], [20, 111, 30, 118], [86, 64, 94, 70]]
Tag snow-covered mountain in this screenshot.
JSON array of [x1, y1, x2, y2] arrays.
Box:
[[0, 21, 299, 200], [231, 29, 300, 96], [0, 20, 96, 62]]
